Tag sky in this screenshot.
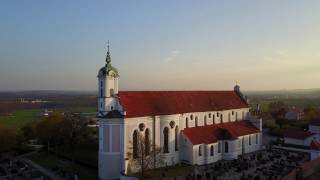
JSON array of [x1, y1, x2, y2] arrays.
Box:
[[1, 0, 320, 91]]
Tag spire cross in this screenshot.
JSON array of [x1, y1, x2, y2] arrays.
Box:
[[107, 40, 110, 52]]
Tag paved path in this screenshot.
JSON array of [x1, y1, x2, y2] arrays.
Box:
[[22, 159, 65, 180]]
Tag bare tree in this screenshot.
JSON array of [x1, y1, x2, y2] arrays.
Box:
[[127, 131, 164, 180]]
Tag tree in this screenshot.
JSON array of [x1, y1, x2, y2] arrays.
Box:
[[34, 112, 64, 151], [0, 124, 17, 153], [126, 131, 164, 180], [268, 101, 288, 119]]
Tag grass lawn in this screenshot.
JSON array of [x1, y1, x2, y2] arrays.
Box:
[[0, 109, 41, 129], [28, 152, 98, 180]]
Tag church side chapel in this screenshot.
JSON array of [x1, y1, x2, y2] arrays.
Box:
[[97, 46, 262, 180]]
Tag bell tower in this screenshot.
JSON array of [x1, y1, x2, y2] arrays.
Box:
[[97, 41, 120, 116]]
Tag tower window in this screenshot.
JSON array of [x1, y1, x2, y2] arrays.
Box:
[[100, 88, 103, 97], [110, 88, 114, 97]]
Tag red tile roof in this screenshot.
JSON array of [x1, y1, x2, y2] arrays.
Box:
[[119, 91, 248, 118], [283, 128, 314, 140], [181, 121, 259, 145]]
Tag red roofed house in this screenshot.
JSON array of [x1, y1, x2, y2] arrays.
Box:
[[283, 128, 316, 146], [97, 48, 262, 180]]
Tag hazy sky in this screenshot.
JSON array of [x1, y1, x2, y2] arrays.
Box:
[[1, 1, 320, 91]]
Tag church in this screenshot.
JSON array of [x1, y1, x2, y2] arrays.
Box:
[[98, 47, 262, 180]]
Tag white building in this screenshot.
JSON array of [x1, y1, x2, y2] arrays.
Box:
[[285, 108, 304, 120], [97, 47, 262, 180]]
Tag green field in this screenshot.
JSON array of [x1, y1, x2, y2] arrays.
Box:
[[28, 152, 98, 180], [0, 109, 41, 129], [250, 98, 320, 112]]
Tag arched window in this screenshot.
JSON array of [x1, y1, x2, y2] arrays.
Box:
[[225, 142, 228, 153], [145, 129, 150, 155], [190, 114, 193, 120], [198, 145, 202, 156], [110, 88, 114, 97], [220, 114, 223, 123], [204, 115, 207, 125], [213, 115, 215, 124], [209, 113, 211, 118], [249, 135, 252, 145], [185, 117, 189, 128], [210, 145, 214, 156], [256, 134, 258, 144], [218, 142, 221, 153], [175, 126, 179, 151], [195, 116, 198, 126], [133, 130, 138, 159], [163, 127, 169, 153]]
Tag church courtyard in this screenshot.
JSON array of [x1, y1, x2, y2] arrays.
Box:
[[144, 147, 309, 180]]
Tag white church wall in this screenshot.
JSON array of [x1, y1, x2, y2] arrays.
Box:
[[99, 119, 125, 180]]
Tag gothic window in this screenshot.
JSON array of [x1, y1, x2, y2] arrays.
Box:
[[210, 145, 214, 156], [225, 142, 229, 153], [185, 117, 189, 128], [198, 145, 202, 156], [163, 127, 169, 153], [204, 115, 207, 125], [195, 116, 198, 126], [133, 130, 138, 159], [249, 135, 252, 145], [218, 142, 221, 153], [175, 126, 179, 151], [145, 129, 150, 155]]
